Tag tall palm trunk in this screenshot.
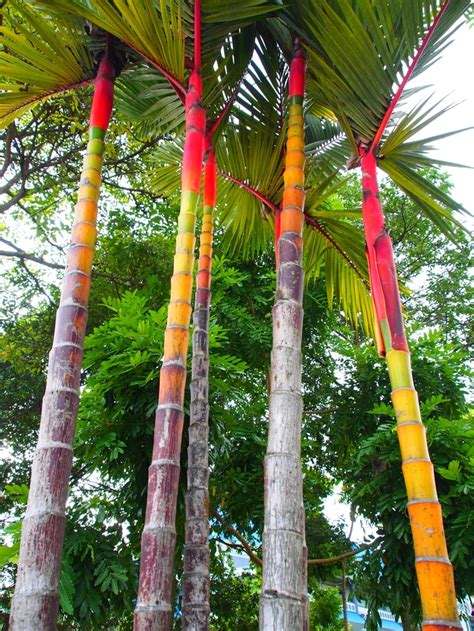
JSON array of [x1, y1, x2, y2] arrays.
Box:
[[260, 40, 308, 631], [360, 149, 460, 631], [134, 3, 205, 628], [181, 141, 215, 631], [9, 54, 115, 631]]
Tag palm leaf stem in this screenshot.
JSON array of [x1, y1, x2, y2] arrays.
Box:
[[1, 78, 94, 129], [209, 73, 245, 136], [370, 0, 451, 151], [303, 213, 368, 287], [127, 41, 186, 103], [218, 169, 280, 213], [219, 170, 366, 285]]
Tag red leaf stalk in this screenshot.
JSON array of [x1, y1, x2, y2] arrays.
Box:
[[9, 54, 115, 630], [134, 2, 205, 628], [181, 139, 215, 630], [370, 0, 451, 151]]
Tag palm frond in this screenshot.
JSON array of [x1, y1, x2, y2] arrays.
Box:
[[305, 115, 351, 179], [0, 2, 94, 128], [231, 33, 287, 132], [38, 0, 186, 88], [148, 138, 184, 202], [114, 65, 185, 140], [380, 157, 465, 238], [294, 0, 469, 146], [202, 25, 257, 128], [304, 222, 373, 336]]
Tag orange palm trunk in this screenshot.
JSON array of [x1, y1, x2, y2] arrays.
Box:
[[10, 54, 115, 631], [360, 150, 460, 631], [134, 3, 205, 628]]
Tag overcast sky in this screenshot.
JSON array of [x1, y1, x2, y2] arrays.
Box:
[[410, 22, 474, 214]]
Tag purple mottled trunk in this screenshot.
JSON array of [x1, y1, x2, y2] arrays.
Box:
[[260, 41, 308, 631], [181, 143, 215, 631], [9, 55, 115, 630]]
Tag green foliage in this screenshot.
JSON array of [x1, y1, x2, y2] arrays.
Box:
[[208, 551, 260, 631], [309, 585, 345, 631], [0, 1, 93, 127]]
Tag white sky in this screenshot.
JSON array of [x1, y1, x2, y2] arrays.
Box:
[[408, 22, 474, 213]]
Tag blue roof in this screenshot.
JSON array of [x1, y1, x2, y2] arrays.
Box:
[[339, 609, 403, 630]]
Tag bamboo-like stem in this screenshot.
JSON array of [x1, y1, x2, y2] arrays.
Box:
[[260, 40, 308, 631], [134, 2, 205, 628], [360, 150, 460, 631], [9, 54, 115, 631], [181, 141, 215, 631]]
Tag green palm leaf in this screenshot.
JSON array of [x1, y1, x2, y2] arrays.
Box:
[[295, 0, 469, 145], [38, 0, 186, 86], [304, 223, 373, 336], [0, 2, 94, 128], [114, 66, 185, 140]]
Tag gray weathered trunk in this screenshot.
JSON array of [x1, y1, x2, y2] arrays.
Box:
[[260, 42, 307, 630], [181, 153, 214, 631]]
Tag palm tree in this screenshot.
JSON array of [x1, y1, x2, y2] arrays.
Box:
[[2, 2, 285, 628], [294, 0, 470, 627], [133, 1, 205, 625], [3, 20, 117, 631]]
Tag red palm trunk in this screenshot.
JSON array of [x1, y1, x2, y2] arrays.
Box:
[[9, 54, 115, 631], [134, 3, 205, 629], [360, 150, 460, 631]]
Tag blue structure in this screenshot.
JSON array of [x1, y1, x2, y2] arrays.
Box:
[[342, 600, 402, 631]]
